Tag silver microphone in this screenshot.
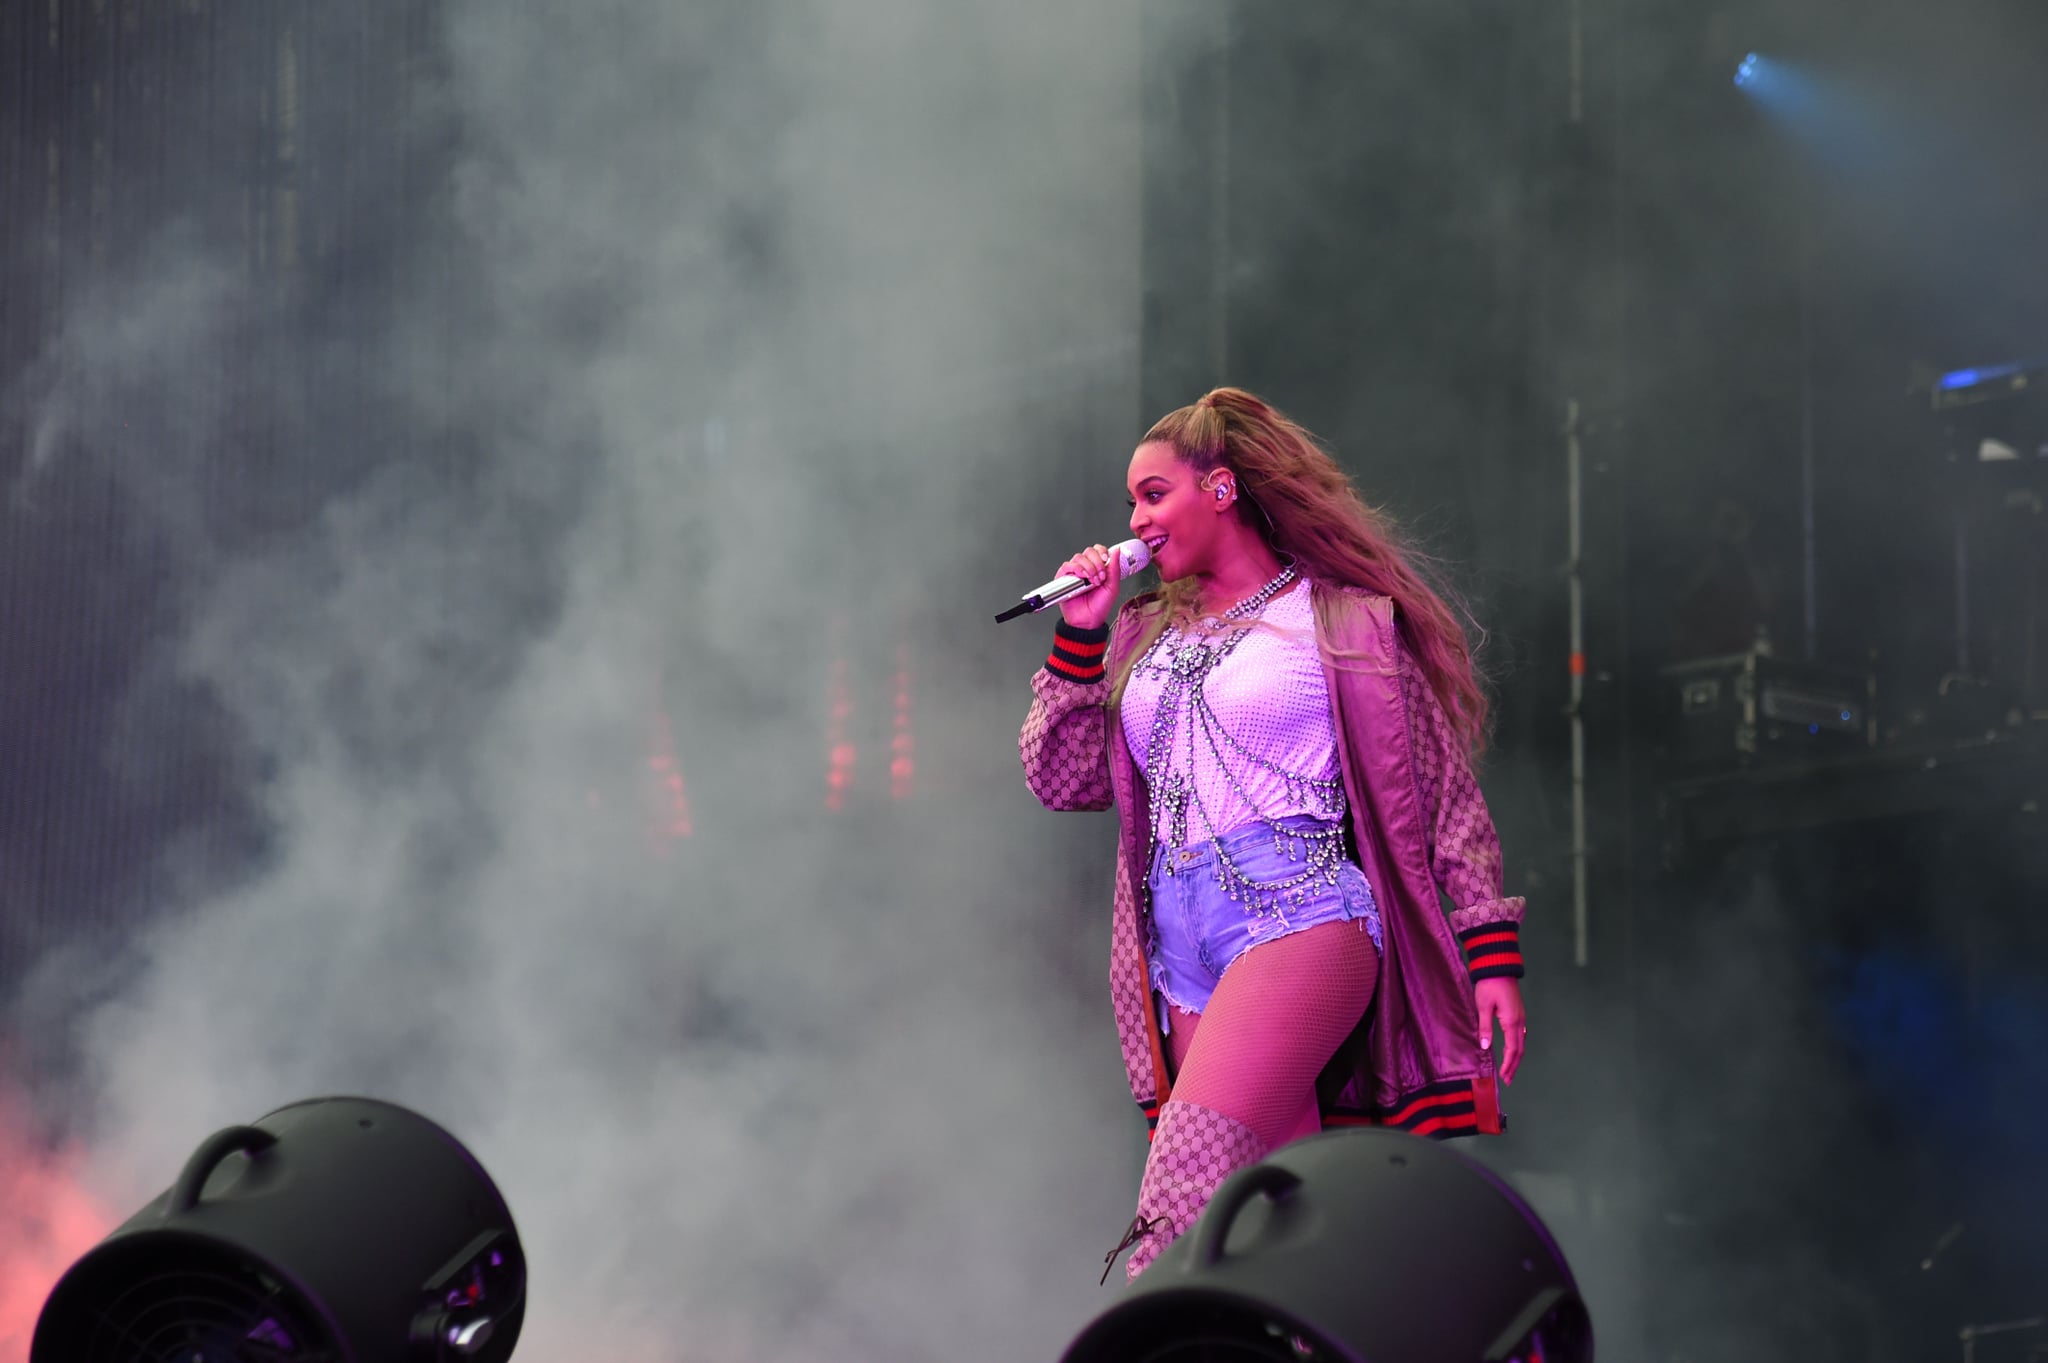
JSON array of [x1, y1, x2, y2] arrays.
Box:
[[995, 538, 1152, 622]]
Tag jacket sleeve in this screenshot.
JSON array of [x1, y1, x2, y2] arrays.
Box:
[[1399, 646, 1526, 981], [1019, 620, 1116, 813]]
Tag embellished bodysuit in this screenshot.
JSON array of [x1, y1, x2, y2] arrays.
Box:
[[1118, 578, 1351, 914]]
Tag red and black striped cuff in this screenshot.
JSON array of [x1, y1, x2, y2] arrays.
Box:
[[1327, 1080, 1490, 1129], [1173, 1077, 1507, 1139], [1459, 920, 1525, 980], [1044, 620, 1111, 684]]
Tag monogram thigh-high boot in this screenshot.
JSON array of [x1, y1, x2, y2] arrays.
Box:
[[1113, 1098, 1267, 1282]]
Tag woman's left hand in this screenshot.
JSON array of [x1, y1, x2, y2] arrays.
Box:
[[1475, 977, 1527, 1086]]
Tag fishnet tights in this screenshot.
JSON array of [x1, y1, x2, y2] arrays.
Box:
[[1164, 917, 1379, 1149]]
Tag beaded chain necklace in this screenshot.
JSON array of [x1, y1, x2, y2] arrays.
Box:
[[1133, 562, 1349, 916]]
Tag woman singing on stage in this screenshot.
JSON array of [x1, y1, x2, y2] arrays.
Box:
[[1019, 388, 1529, 1282]]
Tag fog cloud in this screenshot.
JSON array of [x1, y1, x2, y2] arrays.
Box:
[[9, 3, 1155, 1358]]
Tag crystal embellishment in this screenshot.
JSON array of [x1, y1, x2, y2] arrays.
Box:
[[1131, 564, 1349, 917]]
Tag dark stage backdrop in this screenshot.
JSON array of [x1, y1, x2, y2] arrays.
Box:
[[1138, 2, 2048, 1361], [1, 0, 440, 990]]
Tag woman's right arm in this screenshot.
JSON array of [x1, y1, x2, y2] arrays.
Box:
[[1020, 620, 1115, 811], [1018, 542, 1129, 812]]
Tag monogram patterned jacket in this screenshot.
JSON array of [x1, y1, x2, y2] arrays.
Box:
[[1019, 581, 1525, 1137]]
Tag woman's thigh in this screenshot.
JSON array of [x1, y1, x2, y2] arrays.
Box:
[[1166, 918, 1378, 1148], [1167, 1003, 1202, 1075]]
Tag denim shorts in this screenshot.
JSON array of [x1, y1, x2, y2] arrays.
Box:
[[1145, 815, 1383, 1026]]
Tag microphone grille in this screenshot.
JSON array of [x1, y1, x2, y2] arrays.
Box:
[[1116, 538, 1152, 574]]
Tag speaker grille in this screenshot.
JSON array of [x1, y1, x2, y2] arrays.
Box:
[[47, 1241, 339, 1363], [1082, 1300, 1333, 1363], [1138, 1342, 1298, 1363]]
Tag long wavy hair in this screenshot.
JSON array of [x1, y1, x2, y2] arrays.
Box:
[[1114, 387, 1490, 754]]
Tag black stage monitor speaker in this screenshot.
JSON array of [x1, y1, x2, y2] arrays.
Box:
[[31, 1095, 524, 1363], [1062, 1129, 1590, 1363]]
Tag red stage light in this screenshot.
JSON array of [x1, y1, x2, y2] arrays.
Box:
[[649, 709, 693, 843], [825, 644, 856, 812], [891, 640, 915, 801], [0, 1088, 112, 1363]]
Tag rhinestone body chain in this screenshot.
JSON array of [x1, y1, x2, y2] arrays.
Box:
[[1134, 564, 1349, 917]]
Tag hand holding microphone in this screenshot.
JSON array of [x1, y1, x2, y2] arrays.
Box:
[[1052, 542, 1129, 631], [993, 538, 1151, 626]]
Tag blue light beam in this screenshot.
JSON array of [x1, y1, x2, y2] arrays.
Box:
[[1729, 54, 1892, 174]]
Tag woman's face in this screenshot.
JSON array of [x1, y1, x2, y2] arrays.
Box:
[[1126, 440, 1226, 582]]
